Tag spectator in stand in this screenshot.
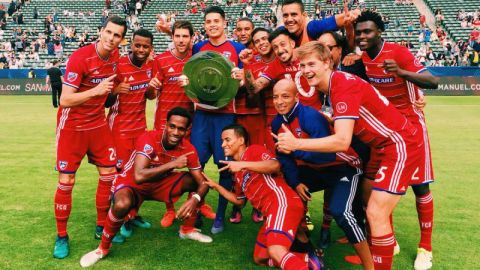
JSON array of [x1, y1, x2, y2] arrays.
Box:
[[47, 60, 63, 108], [434, 9, 443, 27], [419, 13, 426, 28], [54, 40, 63, 58], [28, 68, 36, 78], [136, 0, 142, 15], [407, 20, 414, 36], [424, 28, 432, 44]]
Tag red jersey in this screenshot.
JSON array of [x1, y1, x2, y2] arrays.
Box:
[[329, 71, 418, 148], [242, 54, 276, 117], [107, 55, 153, 137], [192, 39, 246, 114], [362, 42, 426, 116], [233, 145, 296, 214], [262, 58, 322, 110], [59, 42, 119, 131], [152, 50, 193, 130], [119, 130, 202, 186]]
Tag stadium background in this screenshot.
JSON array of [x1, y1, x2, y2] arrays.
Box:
[[0, 0, 479, 269]]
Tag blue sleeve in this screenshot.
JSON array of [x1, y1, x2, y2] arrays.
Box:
[[306, 16, 338, 40], [270, 115, 282, 139], [277, 151, 301, 188], [192, 40, 206, 55], [293, 108, 336, 164], [232, 41, 246, 69]]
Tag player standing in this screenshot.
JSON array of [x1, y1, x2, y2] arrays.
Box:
[[204, 124, 323, 270], [80, 107, 213, 267], [277, 41, 424, 270], [355, 11, 438, 270], [106, 28, 156, 236], [53, 16, 127, 259]]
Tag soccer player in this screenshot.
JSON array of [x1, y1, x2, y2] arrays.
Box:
[[151, 21, 218, 228], [355, 11, 438, 270], [280, 0, 360, 47], [271, 79, 373, 270], [235, 17, 254, 48], [106, 28, 156, 237], [53, 16, 127, 259], [187, 6, 246, 234], [203, 124, 322, 270], [80, 107, 213, 268], [277, 41, 424, 270]]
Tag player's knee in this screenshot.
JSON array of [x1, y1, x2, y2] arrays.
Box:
[[412, 184, 430, 197], [267, 245, 286, 263], [366, 205, 386, 226], [112, 194, 133, 216], [58, 173, 75, 185]]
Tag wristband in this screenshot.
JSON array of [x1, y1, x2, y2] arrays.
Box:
[[192, 193, 202, 202]]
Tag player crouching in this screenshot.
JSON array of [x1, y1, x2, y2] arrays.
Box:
[[80, 107, 212, 267], [203, 124, 323, 270]]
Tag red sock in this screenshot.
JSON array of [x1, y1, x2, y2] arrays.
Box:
[[416, 191, 433, 251], [96, 173, 115, 226], [100, 210, 124, 250], [321, 202, 333, 229], [279, 252, 308, 270], [180, 194, 198, 233], [267, 258, 278, 267], [54, 182, 74, 237], [166, 201, 175, 212], [370, 233, 396, 270]]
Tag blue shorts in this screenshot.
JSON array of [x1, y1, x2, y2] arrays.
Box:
[[190, 110, 235, 166]]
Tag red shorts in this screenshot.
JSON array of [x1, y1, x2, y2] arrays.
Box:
[[114, 172, 187, 207], [112, 133, 141, 170], [253, 195, 304, 259], [365, 142, 423, 195], [237, 114, 266, 146], [56, 125, 116, 173], [408, 112, 435, 186]]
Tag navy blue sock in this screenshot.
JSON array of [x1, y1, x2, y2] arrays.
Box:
[[216, 171, 233, 220]]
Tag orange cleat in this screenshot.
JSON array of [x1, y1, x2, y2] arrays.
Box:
[[344, 255, 362, 265], [199, 203, 216, 220], [160, 210, 176, 228]]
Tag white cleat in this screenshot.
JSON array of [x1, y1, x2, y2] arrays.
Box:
[[80, 248, 108, 268], [179, 228, 213, 243], [414, 248, 433, 270], [393, 242, 401, 256]]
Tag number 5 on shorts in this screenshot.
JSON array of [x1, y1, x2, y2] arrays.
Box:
[[375, 166, 388, 183]]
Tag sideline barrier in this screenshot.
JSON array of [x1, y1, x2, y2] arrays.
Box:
[[0, 79, 51, 95]]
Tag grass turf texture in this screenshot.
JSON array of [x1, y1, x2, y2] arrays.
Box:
[[0, 96, 479, 270]]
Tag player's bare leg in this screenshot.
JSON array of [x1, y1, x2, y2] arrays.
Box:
[[53, 173, 75, 259], [366, 190, 401, 270]]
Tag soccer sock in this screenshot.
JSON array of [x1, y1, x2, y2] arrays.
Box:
[[370, 233, 396, 270], [416, 191, 433, 251], [96, 173, 116, 226], [321, 202, 333, 229], [54, 182, 74, 237], [267, 258, 278, 267], [216, 172, 233, 220], [165, 201, 175, 212], [279, 252, 308, 270], [99, 210, 124, 251], [180, 194, 198, 233]]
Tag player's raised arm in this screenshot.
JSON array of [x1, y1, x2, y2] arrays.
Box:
[[60, 74, 116, 107], [218, 159, 281, 174], [382, 59, 439, 89]]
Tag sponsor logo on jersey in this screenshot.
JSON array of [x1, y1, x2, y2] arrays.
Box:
[[223, 51, 232, 59], [143, 144, 153, 155], [368, 77, 395, 84], [241, 172, 251, 192], [168, 76, 179, 81], [90, 77, 108, 84], [128, 75, 135, 82], [130, 83, 149, 91], [336, 102, 348, 113], [67, 72, 78, 82], [59, 161, 68, 170], [168, 67, 175, 73]]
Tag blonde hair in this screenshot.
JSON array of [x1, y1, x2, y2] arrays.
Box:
[[296, 41, 334, 69]]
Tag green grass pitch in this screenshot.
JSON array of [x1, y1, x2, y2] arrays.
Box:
[[0, 96, 479, 269]]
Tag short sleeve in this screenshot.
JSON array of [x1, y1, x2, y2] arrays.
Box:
[[135, 132, 157, 159], [63, 51, 85, 89], [331, 72, 361, 121], [185, 142, 202, 170], [395, 46, 425, 74]]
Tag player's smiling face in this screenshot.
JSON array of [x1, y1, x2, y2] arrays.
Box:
[[99, 21, 125, 53], [271, 34, 295, 63], [273, 82, 298, 115], [282, 3, 307, 37], [173, 28, 192, 55], [355, 21, 382, 51], [204, 12, 226, 39], [235, 20, 253, 45], [131, 35, 152, 62], [252, 31, 272, 56], [299, 53, 331, 88], [221, 129, 243, 158], [163, 115, 189, 148]]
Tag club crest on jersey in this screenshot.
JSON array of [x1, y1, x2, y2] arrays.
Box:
[[223, 51, 232, 59], [336, 102, 348, 113], [59, 161, 68, 170], [112, 63, 117, 72], [295, 128, 302, 138], [143, 144, 153, 155], [147, 70, 152, 78], [254, 55, 261, 62], [67, 72, 78, 82], [116, 159, 123, 168]]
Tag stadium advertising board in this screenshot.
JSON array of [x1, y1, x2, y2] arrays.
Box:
[[0, 79, 51, 95], [423, 76, 480, 96]]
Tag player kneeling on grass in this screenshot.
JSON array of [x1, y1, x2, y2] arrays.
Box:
[[80, 107, 212, 268], [203, 124, 323, 270]]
